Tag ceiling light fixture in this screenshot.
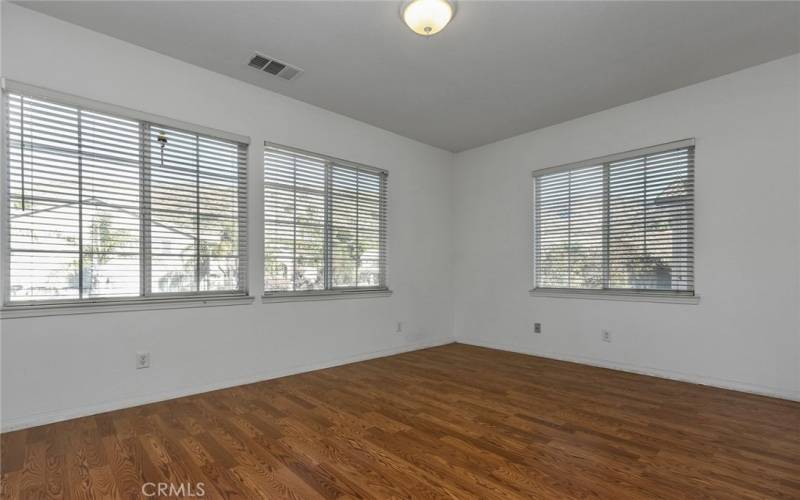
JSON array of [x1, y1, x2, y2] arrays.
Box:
[[402, 0, 455, 36]]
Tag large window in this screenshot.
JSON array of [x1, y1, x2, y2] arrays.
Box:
[[4, 90, 248, 305], [264, 143, 388, 296], [533, 140, 695, 296]]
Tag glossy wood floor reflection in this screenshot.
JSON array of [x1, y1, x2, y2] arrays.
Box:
[[3, 343, 800, 499]]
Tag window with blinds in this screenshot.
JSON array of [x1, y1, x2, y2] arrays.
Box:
[[533, 140, 695, 295], [264, 143, 387, 295], [5, 91, 248, 304]]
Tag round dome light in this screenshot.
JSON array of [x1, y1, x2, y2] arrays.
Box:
[[402, 0, 454, 36]]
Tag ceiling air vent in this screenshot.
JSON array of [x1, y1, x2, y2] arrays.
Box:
[[247, 53, 303, 81]]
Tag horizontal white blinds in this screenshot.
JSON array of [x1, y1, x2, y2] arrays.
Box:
[[264, 147, 326, 291], [534, 144, 694, 294], [536, 166, 605, 289], [5, 92, 248, 303], [264, 144, 387, 293], [330, 164, 387, 288], [145, 125, 248, 295]]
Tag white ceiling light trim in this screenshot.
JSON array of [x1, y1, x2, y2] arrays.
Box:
[[402, 0, 455, 36]]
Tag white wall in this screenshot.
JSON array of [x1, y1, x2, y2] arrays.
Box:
[[453, 54, 800, 400], [0, 3, 455, 431]]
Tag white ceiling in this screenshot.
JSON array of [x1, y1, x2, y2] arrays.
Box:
[[17, 1, 800, 152]]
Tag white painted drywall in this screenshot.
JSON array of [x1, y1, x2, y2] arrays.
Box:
[[452, 54, 800, 400], [0, 3, 455, 430]]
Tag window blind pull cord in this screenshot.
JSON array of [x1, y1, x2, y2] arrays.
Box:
[[157, 129, 167, 210], [157, 129, 168, 154]]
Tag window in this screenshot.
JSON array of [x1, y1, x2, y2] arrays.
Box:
[[533, 140, 694, 296], [264, 143, 388, 297], [4, 89, 249, 305]]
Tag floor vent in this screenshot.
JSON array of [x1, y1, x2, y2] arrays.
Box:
[[247, 53, 303, 81]]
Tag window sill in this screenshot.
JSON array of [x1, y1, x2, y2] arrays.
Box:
[[529, 289, 700, 305], [262, 289, 393, 303], [1, 294, 255, 319]]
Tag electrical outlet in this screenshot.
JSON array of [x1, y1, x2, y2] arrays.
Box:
[[136, 351, 150, 369], [396, 321, 403, 333], [533, 322, 542, 334], [601, 330, 611, 343]]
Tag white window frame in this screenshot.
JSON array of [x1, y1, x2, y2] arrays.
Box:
[[262, 142, 391, 302], [0, 80, 254, 318], [530, 139, 700, 305]]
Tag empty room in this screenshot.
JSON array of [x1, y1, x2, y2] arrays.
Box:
[[1, 0, 799, 498]]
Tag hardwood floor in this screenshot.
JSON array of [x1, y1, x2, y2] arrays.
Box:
[[2, 343, 799, 499]]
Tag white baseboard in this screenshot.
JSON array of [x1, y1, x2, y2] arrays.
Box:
[[458, 339, 800, 402], [1, 338, 454, 432]]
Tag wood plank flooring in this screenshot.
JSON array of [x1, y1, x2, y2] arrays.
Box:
[[2, 343, 799, 499]]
